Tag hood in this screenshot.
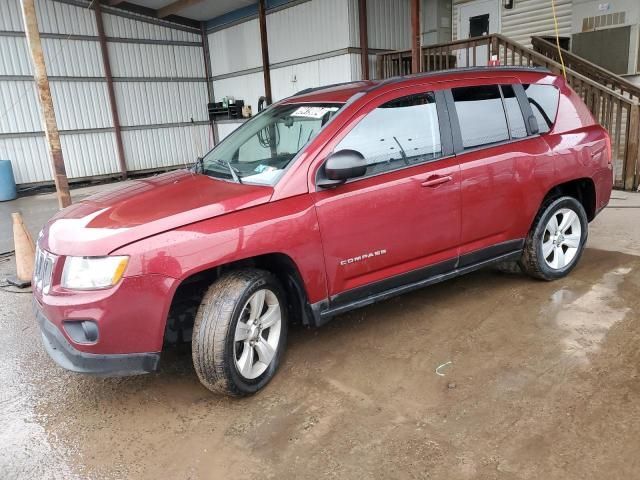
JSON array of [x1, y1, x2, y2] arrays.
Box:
[[41, 170, 273, 256]]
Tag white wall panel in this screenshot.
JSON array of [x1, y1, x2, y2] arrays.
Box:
[[0, 81, 42, 133], [349, 53, 378, 80], [35, 0, 97, 36], [122, 125, 210, 171], [61, 131, 120, 178], [270, 54, 355, 101], [0, 0, 24, 32], [102, 13, 199, 43], [208, 19, 262, 76], [50, 81, 113, 130], [42, 38, 104, 77], [267, 0, 351, 63], [0, 36, 32, 76], [173, 45, 206, 78], [108, 42, 177, 77], [213, 72, 264, 114], [114, 82, 207, 126], [108, 43, 204, 78], [0, 136, 51, 184], [366, 0, 411, 50], [502, 0, 572, 47], [217, 122, 243, 141]]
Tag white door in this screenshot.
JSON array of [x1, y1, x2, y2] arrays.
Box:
[[456, 0, 500, 67]]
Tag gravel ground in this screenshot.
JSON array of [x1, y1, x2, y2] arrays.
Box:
[[0, 192, 639, 480]]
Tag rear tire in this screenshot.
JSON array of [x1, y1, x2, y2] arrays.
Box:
[[192, 269, 288, 396], [520, 196, 588, 281]]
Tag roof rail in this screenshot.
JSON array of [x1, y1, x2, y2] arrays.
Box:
[[366, 65, 551, 93], [294, 80, 371, 97]]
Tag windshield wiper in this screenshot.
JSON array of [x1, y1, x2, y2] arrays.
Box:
[[213, 159, 243, 184]]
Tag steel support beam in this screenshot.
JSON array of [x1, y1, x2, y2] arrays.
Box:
[[94, 0, 128, 180], [158, 0, 206, 19], [200, 22, 219, 145], [20, 0, 71, 208], [411, 0, 421, 74], [258, 0, 272, 104], [358, 0, 369, 80]]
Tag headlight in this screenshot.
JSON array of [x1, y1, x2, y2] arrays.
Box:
[[61, 256, 129, 290]]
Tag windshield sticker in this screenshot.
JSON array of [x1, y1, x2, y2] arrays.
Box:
[[290, 106, 339, 119]]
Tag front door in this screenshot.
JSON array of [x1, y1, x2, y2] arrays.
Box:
[[456, 0, 500, 67], [312, 88, 461, 306]]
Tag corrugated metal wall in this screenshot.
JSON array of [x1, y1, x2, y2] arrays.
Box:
[[347, 0, 412, 50], [267, 0, 351, 63], [453, 0, 573, 48], [208, 19, 262, 76], [207, 0, 412, 117], [0, 0, 211, 186]]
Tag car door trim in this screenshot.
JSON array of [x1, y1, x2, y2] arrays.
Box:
[[311, 239, 524, 325]]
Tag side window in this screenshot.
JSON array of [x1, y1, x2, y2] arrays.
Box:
[[452, 85, 510, 149], [335, 92, 442, 177], [523, 84, 560, 134], [501, 85, 527, 139]]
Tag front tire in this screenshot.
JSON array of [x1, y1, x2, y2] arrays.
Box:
[[192, 269, 288, 396], [520, 196, 588, 281]]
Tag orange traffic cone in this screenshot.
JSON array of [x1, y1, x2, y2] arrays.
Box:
[[7, 212, 35, 288]]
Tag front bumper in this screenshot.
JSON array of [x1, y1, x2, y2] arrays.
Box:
[[35, 303, 160, 376]]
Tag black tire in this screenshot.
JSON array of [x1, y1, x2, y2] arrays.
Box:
[[192, 269, 288, 396], [520, 196, 588, 281]]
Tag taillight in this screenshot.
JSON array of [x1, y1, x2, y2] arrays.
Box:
[[605, 133, 612, 168]]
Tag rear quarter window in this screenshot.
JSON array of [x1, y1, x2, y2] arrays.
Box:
[[523, 84, 560, 134]]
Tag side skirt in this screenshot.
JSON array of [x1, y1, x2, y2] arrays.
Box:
[[310, 241, 524, 327]]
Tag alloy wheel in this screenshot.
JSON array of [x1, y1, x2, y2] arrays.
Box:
[[542, 207, 582, 270], [233, 289, 282, 380]]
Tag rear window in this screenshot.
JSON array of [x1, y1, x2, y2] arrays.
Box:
[[452, 85, 509, 149], [523, 84, 560, 134]]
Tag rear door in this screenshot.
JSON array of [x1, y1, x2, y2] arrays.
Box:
[[312, 87, 461, 305], [445, 80, 553, 261]]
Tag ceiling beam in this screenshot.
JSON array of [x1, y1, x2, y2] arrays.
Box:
[[100, 1, 201, 30], [103, 0, 126, 5], [158, 0, 206, 18]]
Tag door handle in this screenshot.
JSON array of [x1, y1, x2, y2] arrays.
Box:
[[421, 175, 453, 187]]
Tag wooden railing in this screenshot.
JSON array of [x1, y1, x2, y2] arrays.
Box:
[[376, 34, 640, 191], [531, 36, 640, 101]]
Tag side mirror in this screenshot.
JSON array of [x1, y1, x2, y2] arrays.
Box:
[[318, 149, 367, 188], [527, 114, 540, 135]]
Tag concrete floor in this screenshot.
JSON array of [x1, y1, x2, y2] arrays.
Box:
[[1, 186, 639, 479]]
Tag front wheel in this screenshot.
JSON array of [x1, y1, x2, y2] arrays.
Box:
[[520, 196, 588, 281], [192, 269, 288, 396]]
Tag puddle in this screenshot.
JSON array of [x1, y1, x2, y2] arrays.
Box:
[[551, 267, 632, 362]]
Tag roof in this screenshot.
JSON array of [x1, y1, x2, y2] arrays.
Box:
[[285, 66, 553, 104]]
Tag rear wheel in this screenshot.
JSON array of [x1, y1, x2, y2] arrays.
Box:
[[192, 269, 288, 396], [520, 196, 588, 281]]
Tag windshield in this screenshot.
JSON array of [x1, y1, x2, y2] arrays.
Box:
[[200, 103, 342, 185]]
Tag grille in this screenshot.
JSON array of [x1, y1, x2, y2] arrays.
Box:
[[34, 246, 56, 294]]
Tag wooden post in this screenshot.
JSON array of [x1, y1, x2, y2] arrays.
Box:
[[20, 0, 71, 208], [411, 0, 420, 74], [358, 0, 369, 80], [258, 0, 272, 104], [94, 0, 128, 180], [624, 102, 640, 191]]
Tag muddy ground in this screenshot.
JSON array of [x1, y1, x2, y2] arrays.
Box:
[[1, 194, 639, 480]]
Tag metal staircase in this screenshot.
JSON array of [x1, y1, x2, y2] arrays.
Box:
[[376, 34, 640, 191]]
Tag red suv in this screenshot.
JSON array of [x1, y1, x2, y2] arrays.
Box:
[[33, 67, 612, 395]]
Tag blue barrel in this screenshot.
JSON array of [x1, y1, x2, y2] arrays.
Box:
[[0, 160, 17, 201]]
